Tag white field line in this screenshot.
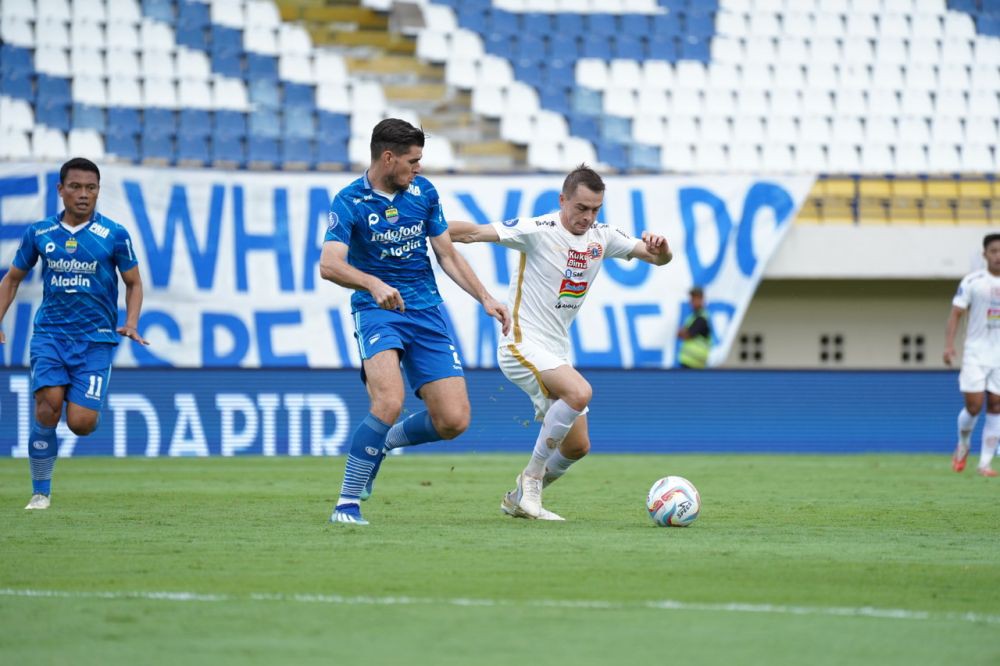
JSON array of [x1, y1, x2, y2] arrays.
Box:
[[1, 588, 998, 625]]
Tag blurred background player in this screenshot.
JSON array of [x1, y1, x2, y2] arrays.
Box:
[[449, 165, 672, 520], [944, 233, 1000, 477], [319, 118, 510, 526], [677, 285, 712, 369], [0, 157, 148, 509]]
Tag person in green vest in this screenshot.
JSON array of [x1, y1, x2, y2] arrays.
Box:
[[678, 286, 712, 369]]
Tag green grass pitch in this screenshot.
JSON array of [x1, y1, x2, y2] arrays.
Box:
[[1, 454, 998, 665]]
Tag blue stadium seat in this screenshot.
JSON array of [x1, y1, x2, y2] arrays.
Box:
[[316, 135, 349, 165], [1, 45, 34, 72], [249, 79, 281, 109], [211, 25, 244, 53], [177, 135, 210, 165], [37, 74, 71, 105], [648, 35, 679, 61], [630, 144, 660, 171], [684, 12, 716, 38], [522, 13, 552, 36], [516, 35, 546, 61], [214, 110, 248, 140], [141, 132, 175, 162], [211, 50, 243, 78], [212, 136, 245, 165], [513, 59, 545, 88], [456, 7, 487, 34], [613, 35, 645, 60], [621, 14, 652, 35], [484, 33, 515, 59], [281, 138, 315, 167], [569, 115, 600, 144], [949, 0, 976, 10], [554, 13, 584, 36], [283, 106, 315, 139], [284, 83, 315, 109], [36, 102, 70, 131], [247, 53, 279, 80], [179, 109, 212, 138], [543, 60, 574, 85], [585, 13, 618, 38], [487, 9, 520, 36], [317, 111, 350, 140], [601, 116, 632, 143], [539, 87, 571, 116], [680, 36, 710, 62], [144, 109, 176, 138], [107, 108, 141, 135], [977, 15, 1000, 36], [72, 104, 105, 132], [580, 39, 612, 60], [249, 109, 281, 139], [572, 88, 603, 116], [176, 24, 209, 51], [651, 13, 683, 36], [143, 0, 175, 23], [0, 71, 33, 101], [178, 0, 209, 27], [597, 141, 628, 171], [547, 38, 580, 64], [105, 130, 140, 162], [248, 137, 279, 166]]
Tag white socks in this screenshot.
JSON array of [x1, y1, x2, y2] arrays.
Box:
[[979, 413, 999, 471], [525, 400, 584, 478], [543, 449, 578, 487], [958, 408, 979, 449]]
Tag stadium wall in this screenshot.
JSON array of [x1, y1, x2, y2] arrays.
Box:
[[0, 368, 966, 457]]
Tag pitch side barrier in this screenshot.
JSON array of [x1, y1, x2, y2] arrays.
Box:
[[0, 368, 959, 457]]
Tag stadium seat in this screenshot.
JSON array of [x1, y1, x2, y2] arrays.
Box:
[[32, 126, 69, 160], [68, 128, 105, 160], [212, 136, 245, 166]]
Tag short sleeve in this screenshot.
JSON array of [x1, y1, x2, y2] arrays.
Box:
[[604, 225, 641, 260], [425, 182, 448, 237], [325, 193, 357, 245], [492, 217, 542, 252], [113, 225, 139, 272], [11, 226, 38, 271], [952, 276, 972, 310]]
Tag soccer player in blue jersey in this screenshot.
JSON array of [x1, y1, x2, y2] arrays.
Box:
[[320, 118, 511, 525], [0, 158, 148, 510]]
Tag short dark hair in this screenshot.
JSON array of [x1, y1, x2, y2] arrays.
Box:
[[984, 233, 1000, 249], [562, 164, 605, 198], [370, 118, 425, 161], [689, 286, 704, 297], [60, 157, 100, 184]]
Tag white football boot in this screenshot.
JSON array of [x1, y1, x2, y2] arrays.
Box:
[[25, 494, 50, 510]]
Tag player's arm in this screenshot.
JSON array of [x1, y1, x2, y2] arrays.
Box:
[[429, 232, 511, 335], [628, 231, 673, 266], [943, 305, 966, 366], [319, 240, 405, 311], [447, 220, 500, 244], [0, 266, 28, 345], [117, 265, 149, 345]]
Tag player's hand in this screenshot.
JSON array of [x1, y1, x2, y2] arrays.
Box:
[[371, 281, 405, 311], [483, 295, 511, 336], [642, 231, 670, 256], [0, 330, 5, 344], [943, 348, 957, 366], [117, 326, 150, 345]]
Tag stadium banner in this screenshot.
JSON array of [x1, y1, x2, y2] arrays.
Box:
[[0, 368, 961, 457], [0, 163, 814, 369]]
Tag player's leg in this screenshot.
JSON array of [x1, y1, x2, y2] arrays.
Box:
[[954, 364, 985, 472], [976, 382, 1000, 477], [25, 336, 72, 509], [524, 365, 591, 480], [332, 349, 405, 524], [543, 413, 591, 488]]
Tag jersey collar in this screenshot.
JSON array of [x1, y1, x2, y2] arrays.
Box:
[[57, 210, 98, 234]]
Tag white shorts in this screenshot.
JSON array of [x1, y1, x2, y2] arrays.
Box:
[[958, 363, 1000, 394], [497, 340, 570, 421]]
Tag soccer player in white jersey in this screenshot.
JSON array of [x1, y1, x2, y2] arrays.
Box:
[[944, 233, 1000, 477], [0, 158, 149, 509], [449, 165, 672, 519]]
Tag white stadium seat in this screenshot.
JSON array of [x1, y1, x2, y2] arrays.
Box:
[[68, 128, 105, 160], [32, 127, 69, 160]]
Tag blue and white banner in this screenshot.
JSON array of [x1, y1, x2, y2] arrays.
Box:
[[0, 164, 814, 368]]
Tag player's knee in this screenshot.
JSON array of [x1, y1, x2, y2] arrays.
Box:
[[562, 383, 593, 411], [434, 412, 469, 440], [67, 416, 98, 436], [372, 399, 404, 424]]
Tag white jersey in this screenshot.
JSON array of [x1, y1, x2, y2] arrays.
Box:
[[492, 213, 640, 357], [952, 269, 1000, 367]]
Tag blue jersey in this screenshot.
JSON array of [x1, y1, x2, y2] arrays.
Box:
[[13, 212, 138, 344], [325, 172, 447, 313]]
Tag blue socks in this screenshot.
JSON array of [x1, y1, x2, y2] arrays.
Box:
[[337, 413, 391, 505], [28, 424, 58, 496], [385, 410, 441, 450]]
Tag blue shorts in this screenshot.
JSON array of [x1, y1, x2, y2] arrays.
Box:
[[353, 306, 464, 395], [30, 336, 115, 411]]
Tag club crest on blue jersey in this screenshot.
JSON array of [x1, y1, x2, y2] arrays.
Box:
[[327, 211, 339, 231], [385, 207, 399, 224], [65, 237, 78, 254]]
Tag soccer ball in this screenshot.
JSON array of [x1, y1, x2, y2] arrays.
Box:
[[646, 476, 701, 527]]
